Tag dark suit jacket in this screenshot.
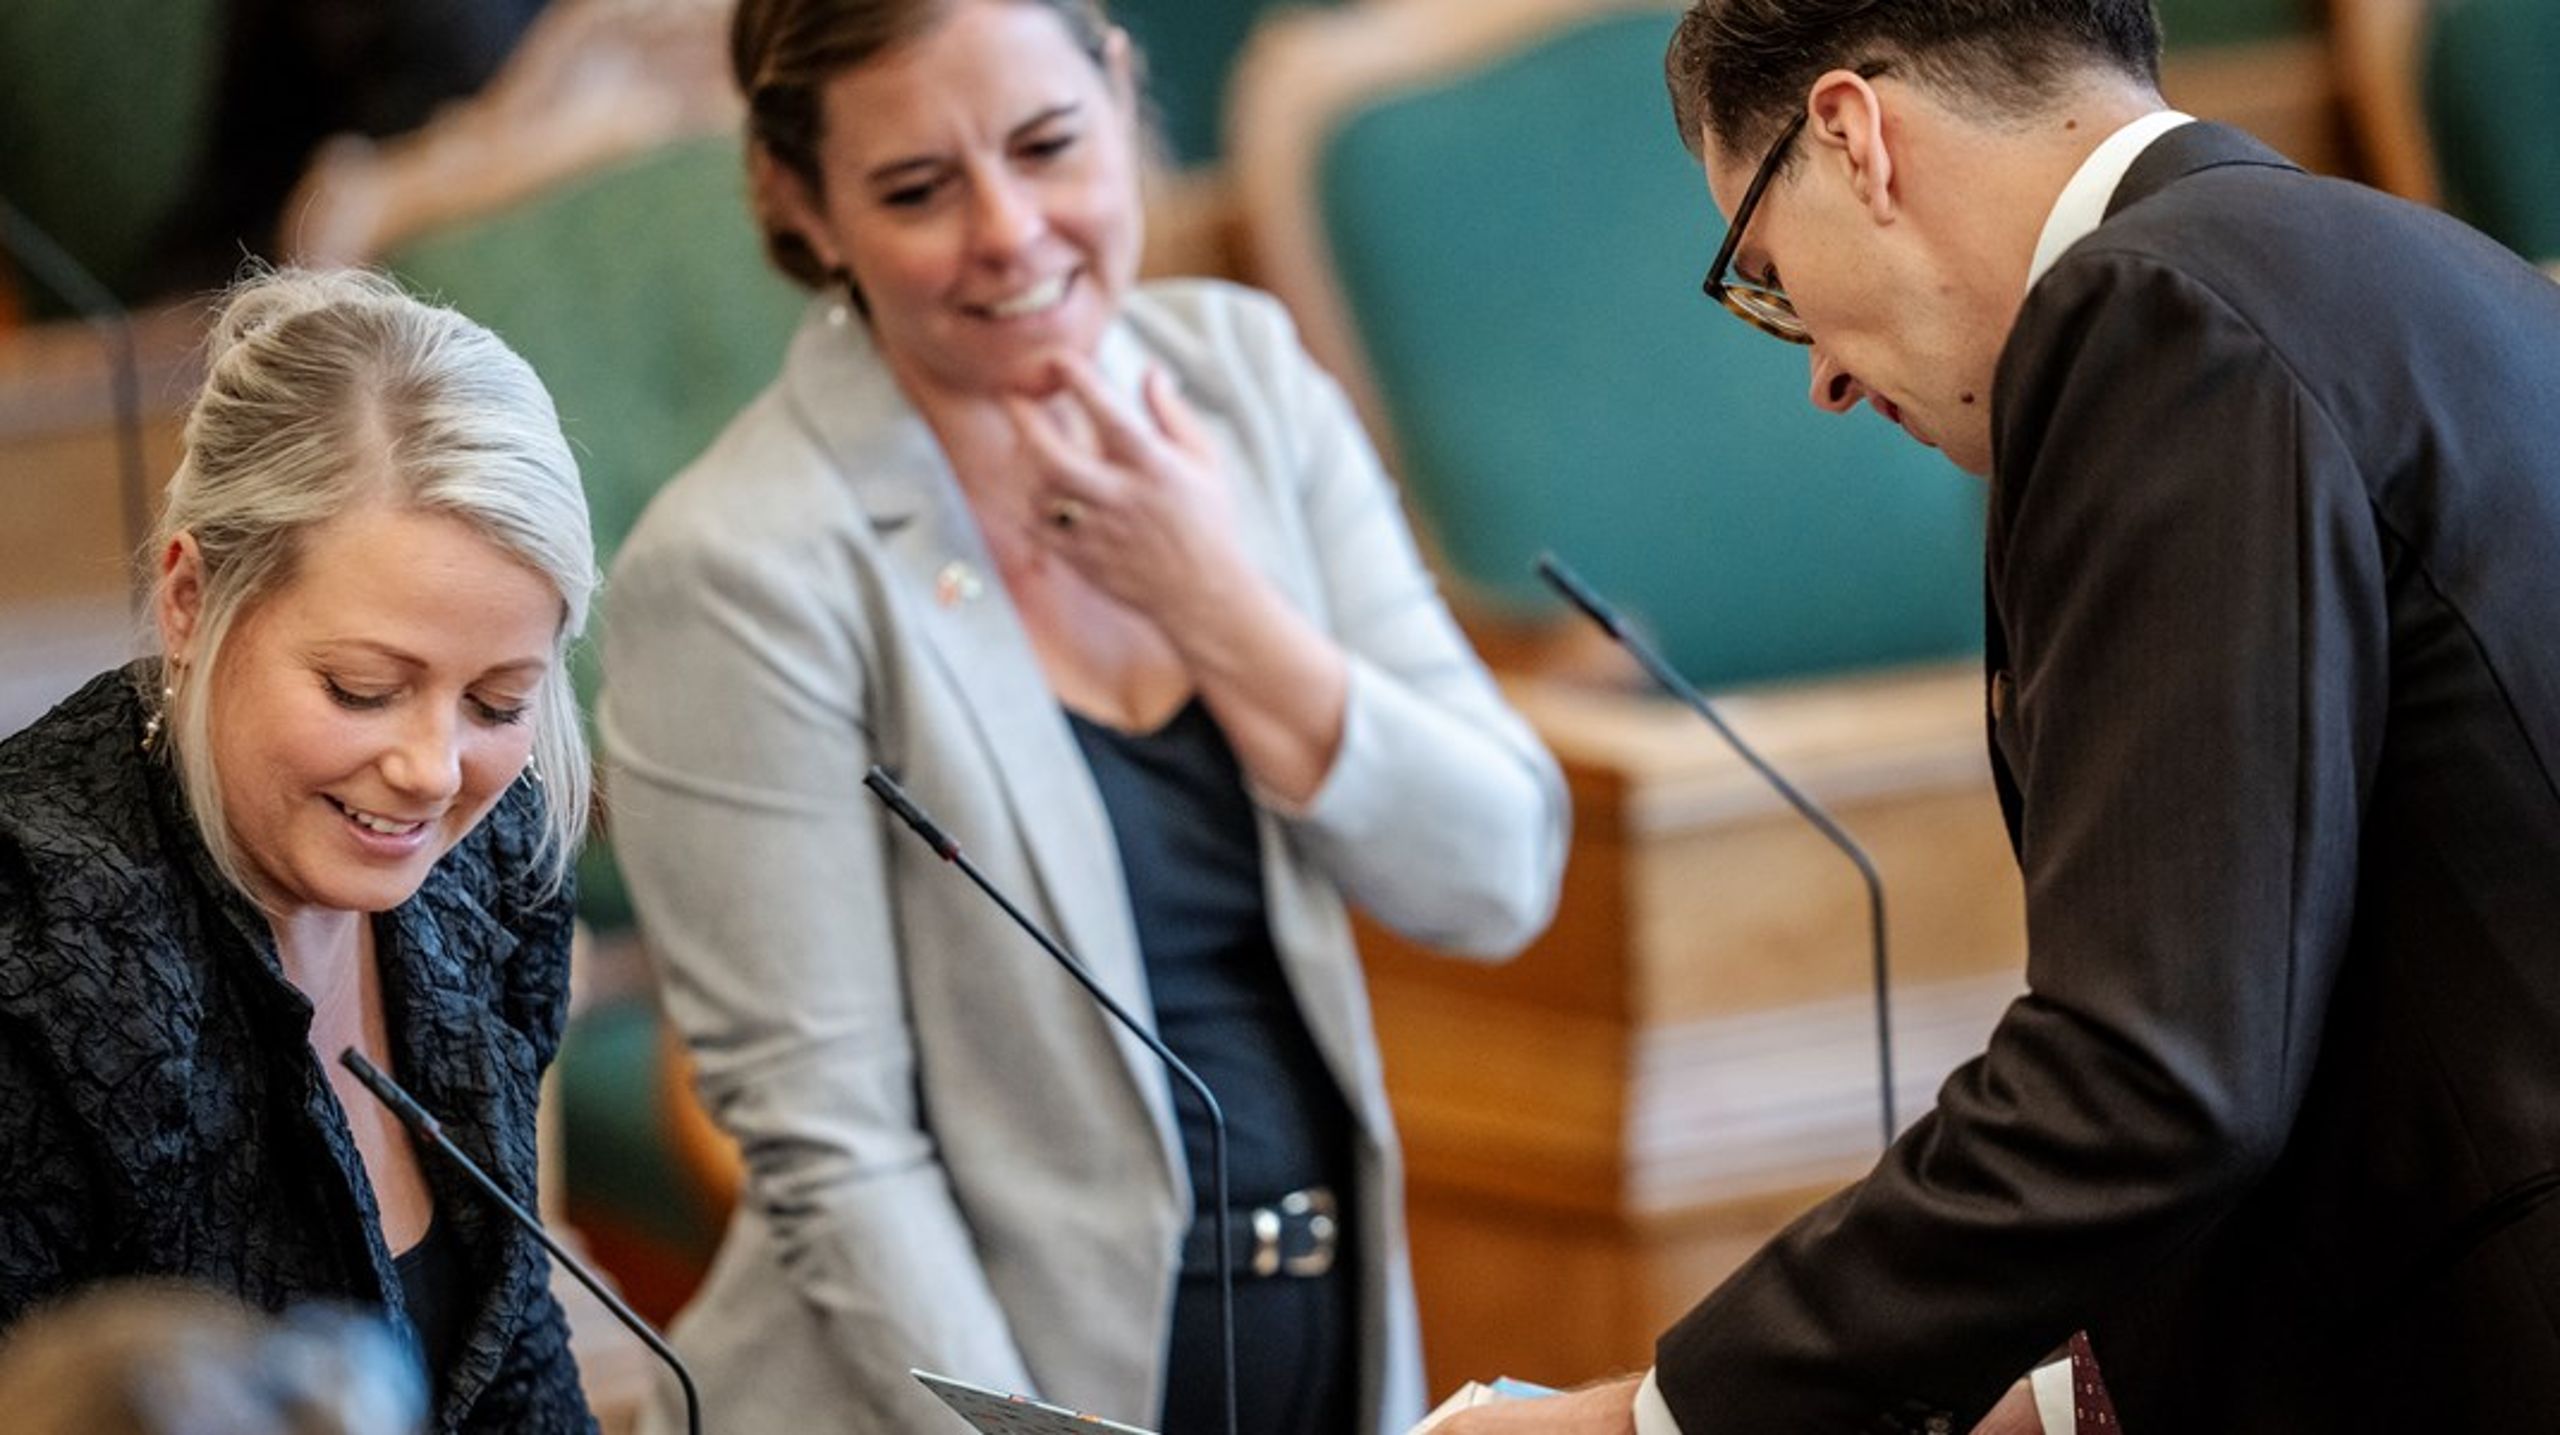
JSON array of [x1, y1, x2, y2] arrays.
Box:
[[1657, 124, 2560, 1433]]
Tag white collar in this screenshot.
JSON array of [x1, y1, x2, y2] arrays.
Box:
[[2025, 109, 2195, 289]]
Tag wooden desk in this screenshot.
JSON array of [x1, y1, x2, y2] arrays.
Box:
[[1364, 663, 2028, 1393]]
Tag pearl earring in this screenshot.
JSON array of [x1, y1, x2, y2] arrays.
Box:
[[140, 681, 173, 752]]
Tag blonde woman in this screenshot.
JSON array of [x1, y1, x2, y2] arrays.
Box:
[[0, 268, 599, 1433]]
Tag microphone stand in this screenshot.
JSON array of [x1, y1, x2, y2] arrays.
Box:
[[1535, 553, 1899, 1148], [338, 1050, 706, 1435], [0, 196, 151, 616], [863, 766, 1239, 1435]]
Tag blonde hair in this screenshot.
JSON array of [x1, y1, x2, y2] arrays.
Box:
[[0, 1281, 425, 1435], [150, 267, 596, 901]]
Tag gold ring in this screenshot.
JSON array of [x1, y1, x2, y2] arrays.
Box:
[[1048, 497, 1086, 531]]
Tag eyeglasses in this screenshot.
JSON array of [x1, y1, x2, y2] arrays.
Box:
[[1701, 61, 1891, 345]]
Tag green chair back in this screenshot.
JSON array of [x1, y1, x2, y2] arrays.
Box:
[[0, 0, 223, 308], [1112, 0, 1336, 169], [2154, 0, 2312, 49], [2425, 0, 2560, 263], [1315, 9, 1982, 687], [380, 135, 806, 932]]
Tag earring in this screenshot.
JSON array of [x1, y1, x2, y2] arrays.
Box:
[[523, 754, 545, 787], [140, 681, 173, 752]]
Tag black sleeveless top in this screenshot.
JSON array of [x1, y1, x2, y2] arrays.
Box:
[[394, 1214, 470, 1388], [1065, 701, 1354, 1211]]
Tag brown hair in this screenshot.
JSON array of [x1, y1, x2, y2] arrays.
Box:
[[1666, 0, 2162, 161], [730, 0, 1117, 289]]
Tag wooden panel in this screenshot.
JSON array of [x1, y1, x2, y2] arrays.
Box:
[[0, 308, 200, 733], [0, 307, 196, 607], [1363, 663, 2029, 1397], [1404, 1180, 1840, 1397], [2162, 34, 2353, 177]]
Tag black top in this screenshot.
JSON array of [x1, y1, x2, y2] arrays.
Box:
[[0, 665, 596, 1434], [1065, 701, 1353, 1213], [396, 1216, 471, 1394]]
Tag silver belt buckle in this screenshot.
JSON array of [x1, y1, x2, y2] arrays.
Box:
[[1249, 1205, 1286, 1278], [1244, 1186, 1341, 1278], [1281, 1187, 1338, 1278]]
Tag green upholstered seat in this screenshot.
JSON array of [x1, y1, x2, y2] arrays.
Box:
[[379, 135, 805, 934], [383, 139, 801, 1308], [1111, 0, 1337, 169], [0, 0, 223, 308], [2154, 0, 2312, 49], [1313, 9, 1981, 688], [2424, 0, 2560, 264]]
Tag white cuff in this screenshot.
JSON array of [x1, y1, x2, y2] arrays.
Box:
[[1634, 1368, 1685, 1435], [2030, 1359, 2076, 1435]]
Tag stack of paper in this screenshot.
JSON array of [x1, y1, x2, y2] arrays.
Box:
[[1411, 1379, 1557, 1432]]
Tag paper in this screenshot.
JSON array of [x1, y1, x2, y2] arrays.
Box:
[[1410, 1378, 1558, 1432], [915, 1369, 1157, 1434]]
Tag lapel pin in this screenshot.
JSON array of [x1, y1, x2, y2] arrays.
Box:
[[935, 560, 985, 608]]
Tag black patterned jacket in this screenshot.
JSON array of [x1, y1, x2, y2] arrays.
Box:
[[0, 665, 596, 1433]]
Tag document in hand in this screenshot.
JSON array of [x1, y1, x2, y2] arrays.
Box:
[[1409, 1379, 1559, 1432], [915, 1369, 1158, 1434]]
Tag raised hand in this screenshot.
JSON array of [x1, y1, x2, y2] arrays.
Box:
[[1004, 351, 1245, 624]]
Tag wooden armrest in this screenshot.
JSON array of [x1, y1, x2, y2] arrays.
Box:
[[281, 0, 741, 267], [2327, 0, 2442, 204], [1502, 658, 1994, 837], [657, 1017, 745, 1218]]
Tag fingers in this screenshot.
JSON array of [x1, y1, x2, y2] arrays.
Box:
[[1143, 365, 1214, 463], [1003, 392, 1114, 499], [1042, 353, 1212, 467], [1006, 355, 1219, 554], [1047, 352, 1164, 465]]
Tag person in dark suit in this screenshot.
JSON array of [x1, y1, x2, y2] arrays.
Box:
[[1440, 2, 2560, 1431]]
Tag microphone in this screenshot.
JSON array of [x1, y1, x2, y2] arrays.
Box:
[[0, 196, 151, 613], [1535, 553, 1899, 1148], [862, 765, 1238, 1435], [337, 1049, 705, 1435]]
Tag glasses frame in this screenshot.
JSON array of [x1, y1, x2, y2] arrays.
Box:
[[1701, 60, 1892, 345]]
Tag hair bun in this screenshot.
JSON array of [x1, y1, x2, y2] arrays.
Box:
[[205, 266, 410, 365]]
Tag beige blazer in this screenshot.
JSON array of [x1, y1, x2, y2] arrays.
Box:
[[603, 280, 1567, 1434]]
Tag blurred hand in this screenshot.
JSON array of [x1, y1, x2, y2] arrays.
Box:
[[1430, 1376, 1644, 1435], [1005, 352, 1245, 623]]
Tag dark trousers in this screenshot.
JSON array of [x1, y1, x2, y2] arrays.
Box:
[[1159, 1258, 1358, 1435]]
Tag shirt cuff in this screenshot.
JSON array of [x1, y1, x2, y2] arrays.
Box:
[[2030, 1359, 2075, 1435], [1634, 1368, 1685, 1435]]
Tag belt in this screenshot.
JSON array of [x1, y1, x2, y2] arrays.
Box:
[[1178, 1186, 1340, 1280]]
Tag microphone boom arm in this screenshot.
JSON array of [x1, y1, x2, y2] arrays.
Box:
[[863, 766, 1240, 1435], [339, 1049, 706, 1435], [1535, 553, 1899, 1147]]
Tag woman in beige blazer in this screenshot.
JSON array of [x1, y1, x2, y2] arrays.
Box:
[[601, 1, 1567, 1431]]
